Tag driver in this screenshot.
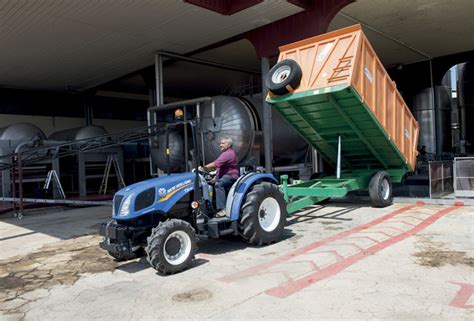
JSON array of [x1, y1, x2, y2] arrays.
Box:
[[199, 137, 239, 217]]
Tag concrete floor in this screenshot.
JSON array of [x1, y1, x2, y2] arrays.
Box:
[[0, 202, 473, 320]]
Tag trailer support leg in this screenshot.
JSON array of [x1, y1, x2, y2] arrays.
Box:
[[337, 135, 341, 179]]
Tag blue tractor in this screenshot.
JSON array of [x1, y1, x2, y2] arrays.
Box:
[[99, 118, 287, 274]]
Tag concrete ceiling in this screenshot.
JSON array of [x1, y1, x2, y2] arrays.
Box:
[[0, 0, 472, 93], [0, 0, 301, 91], [329, 0, 474, 67]]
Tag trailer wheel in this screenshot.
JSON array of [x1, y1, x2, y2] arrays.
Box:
[[266, 59, 302, 96], [146, 219, 197, 274], [239, 182, 287, 245], [369, 171, 393, 207]]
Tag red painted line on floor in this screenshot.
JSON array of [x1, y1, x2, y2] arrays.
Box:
[[265, 206, 458, 298], [357, 230, 394, 238], [360, 230, 393, 237], [312, 250, 345, 262], [396, 215, 425, 221], [454, 201, 465, 206], [347, 236, 381, 244], [379, 226, 405, 233], [218, 205, 416, 283], [449, 282, 474, 309], [391, 220, 417, 226]]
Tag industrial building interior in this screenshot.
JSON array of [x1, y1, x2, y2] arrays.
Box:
[[0, 0, 473, 212]]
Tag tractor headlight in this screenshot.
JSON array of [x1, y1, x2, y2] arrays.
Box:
[[119, 194, 133, 216]]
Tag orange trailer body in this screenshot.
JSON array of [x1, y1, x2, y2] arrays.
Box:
[[269, 24, 419, 171]]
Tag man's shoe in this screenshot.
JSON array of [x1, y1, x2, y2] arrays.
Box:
[[214, 209, 226, 217]]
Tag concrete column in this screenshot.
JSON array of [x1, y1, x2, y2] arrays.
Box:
[[261, 57, 273, 173]]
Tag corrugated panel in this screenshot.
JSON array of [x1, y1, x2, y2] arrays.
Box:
[[0, 0, 303, 90]]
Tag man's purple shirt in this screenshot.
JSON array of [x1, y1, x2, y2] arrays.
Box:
[[214, 148, 239, 179]]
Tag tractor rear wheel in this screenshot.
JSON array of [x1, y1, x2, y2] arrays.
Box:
[[369, 171, 393, 208], [239, 182, 287, 245], [145, 219, 197, 274]]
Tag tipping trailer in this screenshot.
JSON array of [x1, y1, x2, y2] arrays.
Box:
[[265, 24, 419, 213]]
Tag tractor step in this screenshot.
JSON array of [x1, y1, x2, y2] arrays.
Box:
[[207, 217, 237, 238], [208, 217, 231, 224]]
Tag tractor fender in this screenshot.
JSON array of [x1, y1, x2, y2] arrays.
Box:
[[226, 173, 278, 221]]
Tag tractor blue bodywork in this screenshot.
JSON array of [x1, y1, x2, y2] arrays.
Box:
[[112, 171, 277, 221]]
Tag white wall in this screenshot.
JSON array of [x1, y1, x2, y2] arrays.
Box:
[[0, 114, 146, 136]]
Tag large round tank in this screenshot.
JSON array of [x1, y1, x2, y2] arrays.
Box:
[[48, 125, 108, 141], [150, 129, 186, 172], [0, 123, 46, 141], [151, 95, 308, 172]]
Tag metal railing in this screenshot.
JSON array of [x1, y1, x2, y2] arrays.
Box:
[[429, 160, 453, 198], [454, 157, 474, 197]]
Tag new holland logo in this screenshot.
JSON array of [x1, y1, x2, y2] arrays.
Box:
[[158, 188, 167, 198]]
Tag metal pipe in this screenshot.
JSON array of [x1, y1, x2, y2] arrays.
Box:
[[11, 158, 16, 213], [337, 135, 341, 179], [148, 97, 213, 113], [184, 107, 188, 171], [159, 51, 261, 75], [17, 152, 23, 216], [261, 57, 273, 173], [155, 53, 164, 106]]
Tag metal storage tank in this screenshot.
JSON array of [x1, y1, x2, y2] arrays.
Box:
[[0, 123, 46, 143], [412, 86, 452, 154], [412, 88, 436, 153], [150, 95, 309, 172], [150, 129, 186, 172], [458, 62, 474, 152], [48, 125, 108, 141]]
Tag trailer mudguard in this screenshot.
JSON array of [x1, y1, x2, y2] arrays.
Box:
[[226, 172, 278, 221]]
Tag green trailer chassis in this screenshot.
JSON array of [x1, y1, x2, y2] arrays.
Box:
[[267, 84, 412, 214], [280, 168, 406, 214]]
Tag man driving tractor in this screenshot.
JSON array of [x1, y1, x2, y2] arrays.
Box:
[[199, 137, 239, 217]]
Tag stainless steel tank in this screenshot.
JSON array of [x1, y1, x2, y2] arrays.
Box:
[[150, 95, 308, 171], [0, 123, 46, 142], [412, 87, 452, 154], [48, 125, 108, 141], [412, 88, 436, 153], [458, 62, 474, 152]]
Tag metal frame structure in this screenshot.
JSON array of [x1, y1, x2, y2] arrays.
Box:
[[1, 124, 167, 218]]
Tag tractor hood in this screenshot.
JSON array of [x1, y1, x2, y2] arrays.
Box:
[[112, 172, 197, 220]]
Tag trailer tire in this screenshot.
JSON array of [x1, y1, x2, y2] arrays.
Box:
[[266, 59, 302, 96], [369, 171, 393, 207], [146, 219, 197, 274], [239, 182, 287, 245]]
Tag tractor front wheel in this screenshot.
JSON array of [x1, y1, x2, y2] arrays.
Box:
[[239, 182, 287, 245], [145, 219, 197, 274]]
